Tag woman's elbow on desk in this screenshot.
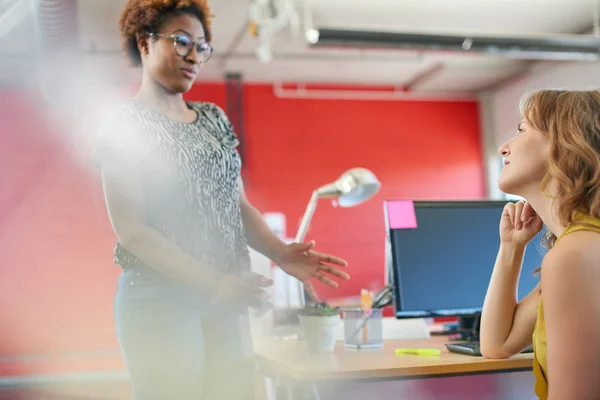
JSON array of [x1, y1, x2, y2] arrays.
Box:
[[479, 342, 520, 359], [480, 349, 513, 359]]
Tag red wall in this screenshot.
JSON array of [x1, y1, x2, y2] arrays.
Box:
[[186, 83, 485, 298], [0, 83, 484, 376], [0, 90, 123, 376]]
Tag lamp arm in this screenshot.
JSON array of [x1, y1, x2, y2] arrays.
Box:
[[292, 190, 320, 307], [295, 190, 319, 243]]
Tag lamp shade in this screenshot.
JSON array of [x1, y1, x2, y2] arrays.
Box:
[[316, 168, 381, 207]]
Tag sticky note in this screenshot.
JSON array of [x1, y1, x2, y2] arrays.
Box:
[[387, 200, 417, 229]]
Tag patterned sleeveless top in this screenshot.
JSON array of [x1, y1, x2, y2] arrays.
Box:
[[95, 100, 251, 274], [532, 214, 600, 399]]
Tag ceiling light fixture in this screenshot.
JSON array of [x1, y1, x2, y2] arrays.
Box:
[[307, 28, 600, 61], [248, 0, 300, 63]]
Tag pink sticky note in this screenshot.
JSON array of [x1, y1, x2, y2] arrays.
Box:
[[387, 200, 418, 229]]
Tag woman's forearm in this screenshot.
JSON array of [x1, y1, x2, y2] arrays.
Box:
[[120, 225, 225, 292], [480, 243, 526, 356], [101, 163, 226, 293], [240, 201, 287, 264]]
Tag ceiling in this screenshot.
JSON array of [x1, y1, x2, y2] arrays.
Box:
[[1, 0, 600, 92]]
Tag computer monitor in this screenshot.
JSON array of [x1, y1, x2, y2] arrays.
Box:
[[384, 200, 546, 339]]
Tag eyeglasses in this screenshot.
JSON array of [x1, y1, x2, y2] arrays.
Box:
[[148, 33, 213, 63]]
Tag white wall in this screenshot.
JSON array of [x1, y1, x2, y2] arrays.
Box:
[[490, 61, 600, 146]]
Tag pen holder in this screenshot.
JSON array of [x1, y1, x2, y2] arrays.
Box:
[[342, 308, 383, 349]]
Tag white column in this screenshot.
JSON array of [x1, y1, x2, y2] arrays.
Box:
[[478, 91, 505, 200]]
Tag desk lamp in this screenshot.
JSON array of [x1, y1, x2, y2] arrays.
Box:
[[294, 167, 381, 306]]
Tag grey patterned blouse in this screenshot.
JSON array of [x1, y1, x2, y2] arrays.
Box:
[[95, 100, 251, 274]]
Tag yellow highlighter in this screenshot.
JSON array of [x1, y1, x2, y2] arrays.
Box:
[[395, 348, 441, 356]]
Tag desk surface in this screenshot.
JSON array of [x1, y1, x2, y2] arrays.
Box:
[[255, 336, 533, 382]]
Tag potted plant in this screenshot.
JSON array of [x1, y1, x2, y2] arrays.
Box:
[[298, 302, 341, 353]]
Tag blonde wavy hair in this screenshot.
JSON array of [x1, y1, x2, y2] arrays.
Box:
[[520, 89, 600, 251]]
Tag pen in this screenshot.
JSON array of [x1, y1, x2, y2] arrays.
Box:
[[395, 348, 441, 356]]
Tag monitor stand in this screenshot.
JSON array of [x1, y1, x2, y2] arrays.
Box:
[[452, 314, 481, 341]]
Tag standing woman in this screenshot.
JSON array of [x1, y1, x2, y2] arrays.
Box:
[[480, 89, 600, 400], [94, 1, 350, 398]]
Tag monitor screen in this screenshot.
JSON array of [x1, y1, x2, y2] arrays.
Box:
[[384, 200, 546, 318]]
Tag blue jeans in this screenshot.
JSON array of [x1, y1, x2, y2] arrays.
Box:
[[114, 266, 256, 399]]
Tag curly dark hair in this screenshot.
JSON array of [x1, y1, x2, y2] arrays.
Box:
[[118, 0, 213, 67]]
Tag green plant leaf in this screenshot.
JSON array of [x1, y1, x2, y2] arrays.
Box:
[[298, 301, 341, 316]]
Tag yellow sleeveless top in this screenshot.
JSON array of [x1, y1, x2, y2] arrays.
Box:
[[532, 214, 600, 399]]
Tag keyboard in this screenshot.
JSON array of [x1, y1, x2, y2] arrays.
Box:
[[445, 341, 534, 356]]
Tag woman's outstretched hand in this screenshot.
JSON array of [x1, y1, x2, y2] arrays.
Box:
[[276, 240, 350, 300]]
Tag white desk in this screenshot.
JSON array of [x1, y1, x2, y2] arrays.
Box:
[[255, 336, 534, 400]]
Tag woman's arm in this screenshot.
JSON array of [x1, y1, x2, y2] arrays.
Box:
[[543, 233, 600, 400], [238, 177, 287, 264], [480, 243, 540, 358], [237, 177, 349, 299], [101, 157, 226, 292]]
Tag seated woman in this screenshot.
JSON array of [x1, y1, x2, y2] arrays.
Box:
[[480, 89, 600, 400]]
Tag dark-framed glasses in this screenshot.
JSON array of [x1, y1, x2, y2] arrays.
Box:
[[148, 33, 213, 63]]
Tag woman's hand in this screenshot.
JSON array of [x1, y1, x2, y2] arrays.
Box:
[[276, 240, 350, 300], [500, 201, 543, 247], [213, 272, 273, 310]]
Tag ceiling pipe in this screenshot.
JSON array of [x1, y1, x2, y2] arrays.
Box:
[[402, 62, 444, 91], [307, 28, 600, 61], [272, 82, 477, 102]]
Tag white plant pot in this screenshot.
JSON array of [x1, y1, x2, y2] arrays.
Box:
[[299, 314, 341, 353]]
